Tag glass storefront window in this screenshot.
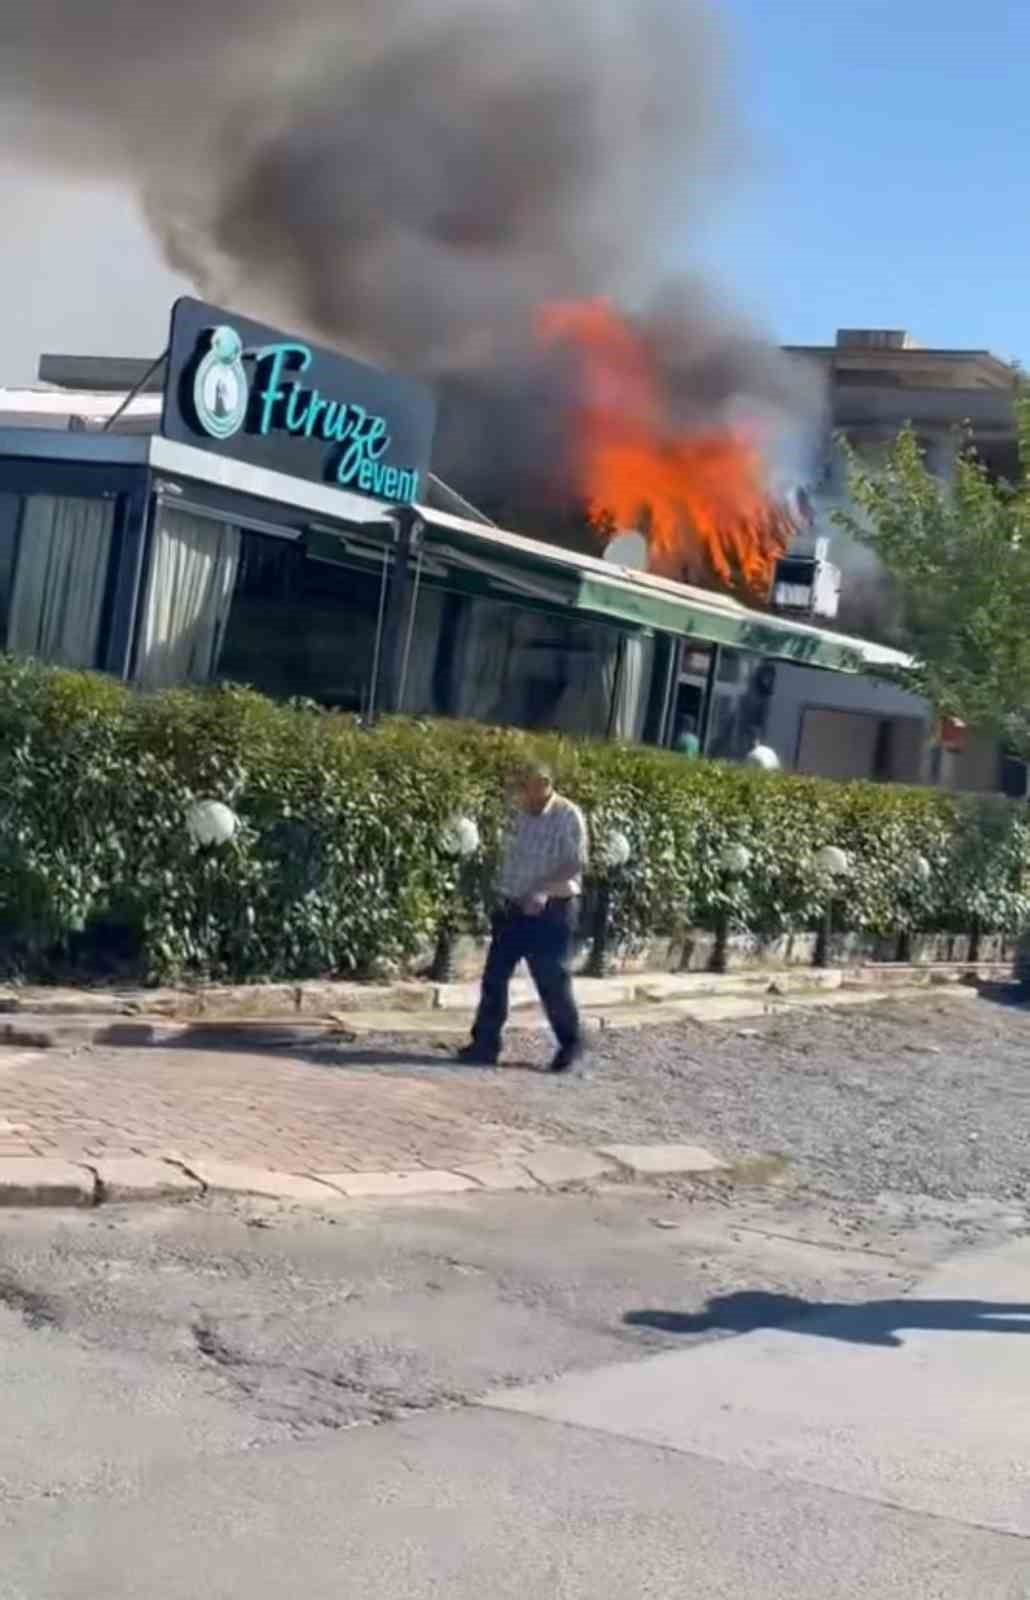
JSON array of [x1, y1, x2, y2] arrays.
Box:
[[426, 592, 653, 741], [217, 532, 387, 711]]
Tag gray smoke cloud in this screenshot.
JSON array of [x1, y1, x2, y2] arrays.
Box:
[[819, 507, 902, 642], [2, 0, 826, 510], [3, 0, 737, 364]]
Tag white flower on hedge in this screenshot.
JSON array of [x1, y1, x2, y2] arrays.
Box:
[[601, 828, 632, 869], [438, 814, 480, 858], [814, 845, 851, 879], [721, 843, 752, 876], [912, 855, 932, 883], [746, 744, 781, 772], [186, 800, 238, 847]]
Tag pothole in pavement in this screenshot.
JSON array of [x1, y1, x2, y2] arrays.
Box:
[[190, 1320, 463, 1434], [0, 1273, 61, 1330]]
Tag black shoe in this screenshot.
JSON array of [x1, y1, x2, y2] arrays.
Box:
[[457, 1044, 499, 1067], [549, 1042, 585, 1074]]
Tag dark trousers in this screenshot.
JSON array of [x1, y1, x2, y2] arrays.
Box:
[[472, 899, 581, 1057]]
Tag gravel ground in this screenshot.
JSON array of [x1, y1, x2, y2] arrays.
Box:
[[310, 990, 1030, 1210]]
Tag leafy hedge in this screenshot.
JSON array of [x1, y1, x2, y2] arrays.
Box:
[[0, 656, 1027, 984]]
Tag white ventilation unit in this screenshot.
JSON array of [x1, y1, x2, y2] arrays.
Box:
[[770, 538, 841, 621]]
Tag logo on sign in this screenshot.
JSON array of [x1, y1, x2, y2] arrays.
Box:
[[192, 326, 249, 440], [186, 331, 421, 503]]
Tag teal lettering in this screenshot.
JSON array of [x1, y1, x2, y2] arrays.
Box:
[[336, 413, 392, 485], [304, 395, 328, 438], [284, 384, 310, 434], [249, 344, 413, 500], [255, 343, 312, 435], [320, 400, 356, 444], [366, 417, 389, 460], [340, 452, 418, 501]]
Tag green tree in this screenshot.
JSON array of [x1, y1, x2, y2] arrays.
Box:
[[835, 394, 1030, 756]]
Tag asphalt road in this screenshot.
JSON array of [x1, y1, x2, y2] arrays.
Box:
[[2, 993, 1030, 1596], [0, 1191, 1027, 1597], [0, 1185, 951, 1455]]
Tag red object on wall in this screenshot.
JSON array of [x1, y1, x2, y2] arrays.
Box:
[[939, 716, 967, 753]]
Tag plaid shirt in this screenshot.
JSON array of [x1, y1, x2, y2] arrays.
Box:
[[497, 793, 588, 902]]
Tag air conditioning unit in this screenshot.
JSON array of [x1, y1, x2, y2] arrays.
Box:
[[770, 538, 841, 621]]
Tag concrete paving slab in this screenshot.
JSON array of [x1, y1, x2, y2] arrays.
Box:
[[325, 1009, 605, 1038], [0, 1157, 94, 1206], [433, 978, 536, 1012], [488, 1238, 1030, 1536], [635, 970, 842, 1003], [521, 1149, 615, 1187], [299, 979, 436, 1015], [0, 986, 135, 1016], [565, 976, 639, 1007], [186, 1161, 339, 1204], [785, 986, 974, 1014], [92, 1158, 203, 1204], [435, 976, 636, 1012], [3, 1405, 1026, 1600], [317, 1169, 479, 1199], [595, 1003, 693, 1030], [324, 1010, 473, 1036], [599, 1143, 728, 1176], [451, 1160, 539, 1191], [0, 1018, 65, 1049], [193, 983, 300, 1019], [660, 995, 780, 1025], [786, 987, 892, 1010]]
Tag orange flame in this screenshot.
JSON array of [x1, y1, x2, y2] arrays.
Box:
[[536, 298, 794, 598]]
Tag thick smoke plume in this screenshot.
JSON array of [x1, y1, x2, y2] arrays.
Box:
[[3, 0, 825, 518]]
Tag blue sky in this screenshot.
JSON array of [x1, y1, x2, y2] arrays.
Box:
[[697, 0, 1027, 359]]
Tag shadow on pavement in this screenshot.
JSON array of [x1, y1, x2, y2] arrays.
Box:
[[973, 979, 1030, 1011], [91, 1021, 546, 1072], [625, 1291, 1030, 1348]]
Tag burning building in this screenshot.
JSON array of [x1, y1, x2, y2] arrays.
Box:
[[0, 4, 1020, 789], [0, 295, 950, 789]]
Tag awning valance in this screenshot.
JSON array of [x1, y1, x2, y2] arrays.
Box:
[[416, 506, 908, 676]]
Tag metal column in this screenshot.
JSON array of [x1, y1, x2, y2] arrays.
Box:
[[102, 475, 153, 680], [368, 506, 423, 720], [697, 644, 721, 756]]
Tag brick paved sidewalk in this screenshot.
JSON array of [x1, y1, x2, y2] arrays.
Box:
[[0, 1043, 553, 1175]]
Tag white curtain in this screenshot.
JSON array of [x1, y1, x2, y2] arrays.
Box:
[[399, 586, 445, 715], [610, 634, 656, 741], [455, 599, 514, 722], [552, 624, 613, 737], [135, 507, 241, 689], [7, 495, 115, 668]]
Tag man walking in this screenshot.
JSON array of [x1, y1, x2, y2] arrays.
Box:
[[458, 761, 588, 1073]]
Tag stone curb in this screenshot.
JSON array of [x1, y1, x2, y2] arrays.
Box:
[[0, 979, 987, 1053], [0, 1159, 96, 1207], [0, 962, 1011, 1032], [0, 1142, 732, 1211]]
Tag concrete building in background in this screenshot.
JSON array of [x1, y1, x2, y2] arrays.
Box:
[[786, 328, 1019, 488], [776, 330, 1024, 796]]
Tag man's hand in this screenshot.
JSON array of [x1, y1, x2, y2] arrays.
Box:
[[520, 892, 548, 917]]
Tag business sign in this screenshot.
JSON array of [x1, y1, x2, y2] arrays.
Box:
[[161, 298, 436, 507]]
